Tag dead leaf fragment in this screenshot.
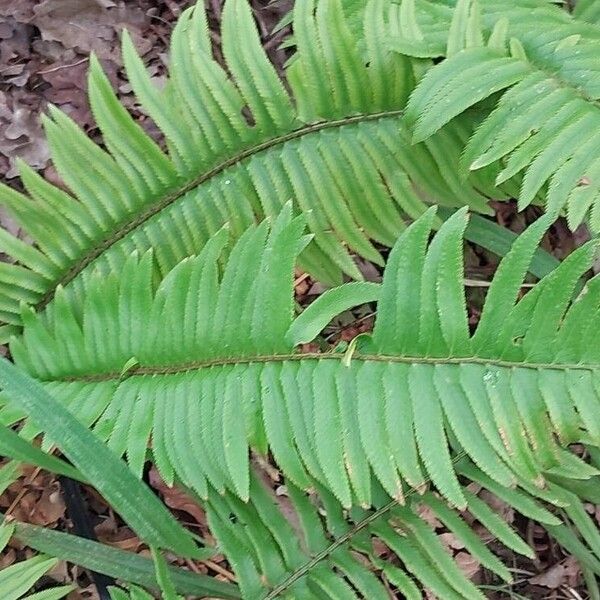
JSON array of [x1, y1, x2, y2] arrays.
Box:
[[32, 0, 150, 59], [530, 563, 566, 589], [0, 92, 50, 178], [33, 0, 117, 54], [149, 467, 207, 527], [30, 484, 66, 526], [455, 551, 481, 581]]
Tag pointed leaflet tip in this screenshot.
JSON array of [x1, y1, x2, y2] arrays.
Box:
[[487, 17, 509, 51], [119, 357, 139, 380], [371, 206, 437, 353], [88, 51, 100, 71], [120, 27, 133, 47], [399, 0, 424, 41], [45, 103, 64, 122], [269, 199, 295, 236], [469, 156, 490, 171], [465, 0, 484, 49], [509, 38, 527, 61], [446, 0, 473, 57], [287, 282, 380, 346], [472, 210, 557, 353]]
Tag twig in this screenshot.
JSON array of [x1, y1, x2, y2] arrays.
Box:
[[202, 559, 237, 582], [5, 466, 41, 517], [38, 58, 88, 76], [464, 278, 536, 288], [293, 272, 309, 288]]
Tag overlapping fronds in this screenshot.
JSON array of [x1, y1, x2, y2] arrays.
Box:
[[108, 548, 183, 600], [3, 205, 600, 514], [390, 0, 600, 59], [0, 0, 506, 342], [205, 467, 600, 600], [402, 0, 600, 230], [3, 1, 600, 596], [206, 470, 513, 600]]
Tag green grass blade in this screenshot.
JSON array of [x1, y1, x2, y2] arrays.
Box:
[[0, 423, 84, 482], [0, 358, 197, 557], [11, 520, 239, 599], [23, 586, 74, 600], [1, 556, 58, 600], [151, 547, 181, 600], [438, 208, 559, 279]]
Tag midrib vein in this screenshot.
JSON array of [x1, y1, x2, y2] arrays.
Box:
[[47, 352, 599, 383], [35, 109, 405, 311]]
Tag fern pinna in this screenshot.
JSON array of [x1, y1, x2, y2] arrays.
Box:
[[0, 0, 513, 343], [3, 205, 600, 597], [2, 0, 600, 597], [402, 0, 600, 230]]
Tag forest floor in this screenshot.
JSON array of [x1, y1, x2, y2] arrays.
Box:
[[0, 1, 596, 599]]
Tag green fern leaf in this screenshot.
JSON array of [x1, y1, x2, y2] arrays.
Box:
[[109, 587, 155, 600], [203, 468, 540, 599], [0, 0, 502, 340], [6, 205, 600, 519], [403, 0, 600, 230], [574, 0, 600, 24]]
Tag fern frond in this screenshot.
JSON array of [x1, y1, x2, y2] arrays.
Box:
[[205, 469, 507, 600], [7, 467, 596, 600], [574, 0, 600, 25], [0, 0, 501, 341], [403, 0, 600, 230], [6, 205, 600, 596], [4, 205, 600, 513], [204, 465, 600, 599], [392, 0, 600, 59]]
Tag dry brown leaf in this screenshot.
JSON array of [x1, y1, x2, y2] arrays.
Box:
[[46, 558, 70, 584], [371, 538, 390, 559], [32, 0, 111, 52], [439, 531, 466, 552], [39, 58, 94, 130], [0, 547, 16, 568], [0, 206, 21, 238], [480, 490, 515, 523], [32, 0, 150, 59], [0, 18, 34, 69], [0, 92, 50, 178], [149, 467, 207, 527], [94, 517, 141, 552], [455, 551, 481, 581], [416, 504, 442, 529], [530, 563, 567, 589], [29, 483, 66, 526], [0, 1, 35, 22], [563, 556, 582, 589], [67, 584, 101, 600]]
